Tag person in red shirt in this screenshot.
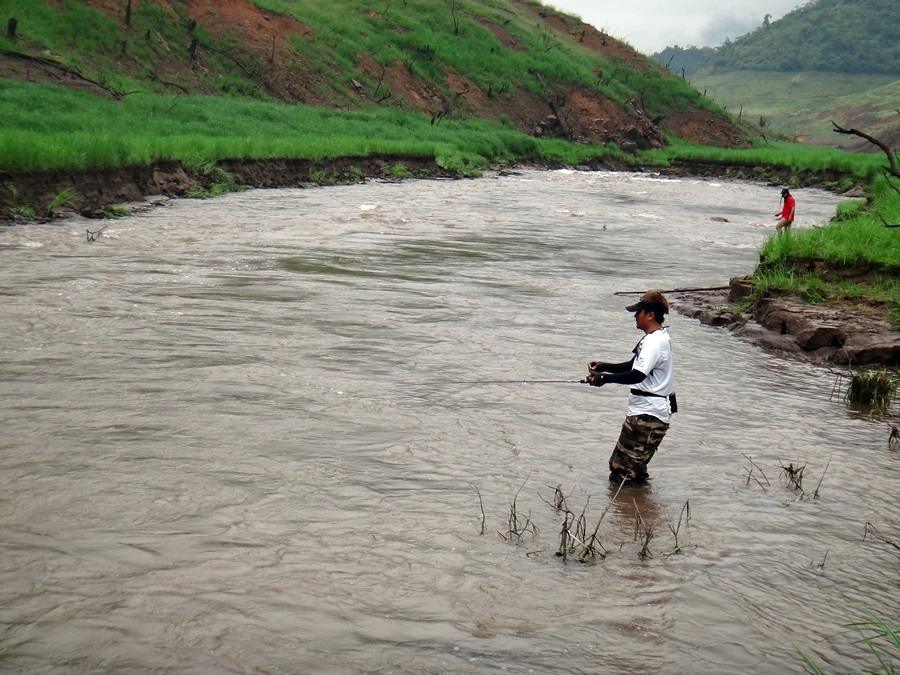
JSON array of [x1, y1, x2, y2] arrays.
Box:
[[775, 188, 796, 232]]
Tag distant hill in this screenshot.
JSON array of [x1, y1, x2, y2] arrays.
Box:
[[651, 0, 900, 149], [654, 0, 900, 75]]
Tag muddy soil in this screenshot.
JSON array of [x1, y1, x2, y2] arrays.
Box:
[[0, 156, 462, 221], [674, 277, 900, 366]]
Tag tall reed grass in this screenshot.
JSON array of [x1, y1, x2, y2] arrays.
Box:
[[0, 79, 617, 172]]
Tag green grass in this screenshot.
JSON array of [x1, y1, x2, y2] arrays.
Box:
[[845, 370, 898, 407], [751, 263, 900, 313], [749, 175, 900, 323], [0, 76, 892, 183], [799, 610, 900, 675], [641, 139, 887, 179], [0, 78, 623, 172], [0, 0, 725, 124], [760, 176, 900, 268]]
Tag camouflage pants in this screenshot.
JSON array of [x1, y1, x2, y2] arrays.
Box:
[[609, 414, 670, 481]]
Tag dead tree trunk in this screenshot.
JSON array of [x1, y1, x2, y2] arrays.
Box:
[[532, 71, 574, 140], [450, 0, 460, 35], [6, 17, 17, 40], [832, 120, 900, 181], [189, 37, 198, 63], [124, 0, 132, 27]]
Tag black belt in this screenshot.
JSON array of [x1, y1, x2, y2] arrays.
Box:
[[630, 389, 678, 413], [630, 389, 665, 397]]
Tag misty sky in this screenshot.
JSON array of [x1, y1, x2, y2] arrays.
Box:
[[546, 1, 803, 54]]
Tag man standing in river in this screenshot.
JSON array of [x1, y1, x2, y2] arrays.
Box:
[[775, 187, 796, 233], [586, 290, 676, 484]]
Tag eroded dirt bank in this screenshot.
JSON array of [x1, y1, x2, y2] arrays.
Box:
[[0, 155, 854, 222], [674, 277, 900, 366], [0, 155, 469, 220]]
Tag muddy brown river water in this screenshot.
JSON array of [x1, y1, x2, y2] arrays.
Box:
[[1, 170, 898, 673]]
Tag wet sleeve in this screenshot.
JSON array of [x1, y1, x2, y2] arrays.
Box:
[[593, 358, 634, 374], [600, 369, 646, 385]]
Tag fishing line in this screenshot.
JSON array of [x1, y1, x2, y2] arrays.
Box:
[[392, 378, 587, 386]]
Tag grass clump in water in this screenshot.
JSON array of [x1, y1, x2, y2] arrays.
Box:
[[799, 610, 900, 675], [845, 369, 898, 409]]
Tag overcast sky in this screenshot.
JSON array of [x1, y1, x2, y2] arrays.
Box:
[[545, 1, 804, 54]]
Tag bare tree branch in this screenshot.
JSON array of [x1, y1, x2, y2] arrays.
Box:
[[0, 48, 122, 98], [832, 120, 900, 179]]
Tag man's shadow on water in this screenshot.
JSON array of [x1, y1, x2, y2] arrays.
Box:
[[604, 480, 687, 559]]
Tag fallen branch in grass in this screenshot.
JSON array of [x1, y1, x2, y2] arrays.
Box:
[[831, 120, 900, 181], [0, 48, 123, 99]]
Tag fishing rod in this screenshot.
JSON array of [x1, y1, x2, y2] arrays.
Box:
[[401, 378, 588, 385]]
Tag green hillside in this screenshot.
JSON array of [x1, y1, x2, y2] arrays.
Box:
[[709, 0, 899, 74], [656, 0, 900, 75], [653, 0, 899, 149], [0, 0, 749, 171]]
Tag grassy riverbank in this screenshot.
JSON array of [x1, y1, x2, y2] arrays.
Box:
[[0, 79, 621, 174], [0, 78, 887, 179], [752, 175, 900, 325]]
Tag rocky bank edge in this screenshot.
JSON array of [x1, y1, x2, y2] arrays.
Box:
[[673, 277, 900, 366]]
